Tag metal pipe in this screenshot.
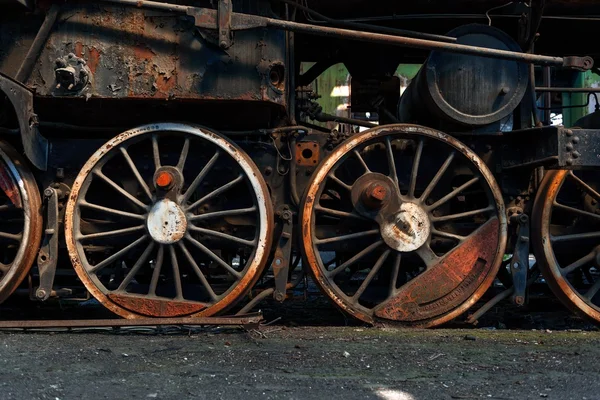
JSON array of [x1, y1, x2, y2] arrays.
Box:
[[266, 18, 568, 67], [542, 66, 551, 124], [314, 112, 378, 128], [15, 5, 60, 83], [535, 87, 600, 93]]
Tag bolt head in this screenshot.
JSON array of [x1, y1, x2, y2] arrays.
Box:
[[36, 289, 47, 299]]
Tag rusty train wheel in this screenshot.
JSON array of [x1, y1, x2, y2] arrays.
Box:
[[65, 123, 273, 318], [533, 169, 600, 323], [300, 124, 507, 327], [0, 141, 43, 304]]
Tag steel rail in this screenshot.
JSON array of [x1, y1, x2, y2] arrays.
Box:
[[0, 312, 263, 329]]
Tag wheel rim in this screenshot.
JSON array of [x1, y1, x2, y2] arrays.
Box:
[[533, 169, 600, 322], [65, 123, 273, 318], [301, 124, 507, 327], [0, 141, 43, 304]]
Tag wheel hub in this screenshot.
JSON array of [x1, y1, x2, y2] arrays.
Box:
[[146, 199, 187, 244], [381, 202, 430, 252]]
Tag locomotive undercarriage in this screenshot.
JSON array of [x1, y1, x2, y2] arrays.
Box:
[[2, 0, 600, 328]]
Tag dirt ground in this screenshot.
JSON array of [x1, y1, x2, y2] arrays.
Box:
[[0, 325, 599, 400]]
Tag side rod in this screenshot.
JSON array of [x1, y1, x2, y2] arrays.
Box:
[[99, 0, 593, 70]]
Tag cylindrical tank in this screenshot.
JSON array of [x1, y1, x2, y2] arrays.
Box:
[[397, 24, 529, 131]]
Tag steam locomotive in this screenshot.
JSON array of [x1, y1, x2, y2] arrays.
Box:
[[1, 0, 600, 327]]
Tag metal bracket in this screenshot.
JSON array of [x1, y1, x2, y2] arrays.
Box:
[[218, 0, 233, 49], [272, 207, 293, 302], [563, 56, 595, 71], [0, 73, 48, 170], [35, 187, 61, 301], [509, 214, 530, 306]]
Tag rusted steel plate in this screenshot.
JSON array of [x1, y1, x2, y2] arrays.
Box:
[[109, 294, 207, 317], [0, 158, 22, 208], [27, 4, 286, 107], [374, 218, 500, 321]]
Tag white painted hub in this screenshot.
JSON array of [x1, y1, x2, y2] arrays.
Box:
[[147, 199, 187, 244], [380, 202, 431, 252]]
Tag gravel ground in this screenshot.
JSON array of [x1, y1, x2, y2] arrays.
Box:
[[0, 326, 599, 400]]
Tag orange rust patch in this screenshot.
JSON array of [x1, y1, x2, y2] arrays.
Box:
[[87, 46, 101, 74], [134, 45, 155, 61], [74, 42, 83, 58], [375, 218, 500, 322], [108, 294, 206, 317]]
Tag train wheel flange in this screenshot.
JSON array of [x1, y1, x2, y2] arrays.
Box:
[[533, 170, 600, 323], [0, 141, 43, 304], [65, 123, 273, 318], [301, 124, 507, 327]]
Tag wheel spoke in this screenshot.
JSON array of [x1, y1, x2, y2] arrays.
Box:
[[384, 137, 399, 188], [408, 138, 424, 198], [562, 251, 595, 275], [185, 235, 242, 279], [89, 235, 148, 273], [177, 138, 190, 171], [178, 242, 218, 301], [328, 240, 384, 277], [148, 245, 165, 296], [182, 150, 220, 203], [554, 202, 600, 222], [116, 242, 156, 291], [315, 229, 380, 245], [415, 244, 439, 269], [169, 245, 184, 300], [120, 147, 153, 201], [568, 172, 600, 203], [0, 231, 22, 242], [186, 174, 243, 211], [431, 206, 495, 222], [327, 173, 352, 191], [432, 229, 465, 241], [315, 205, 368, 221], [427, 176, 479, 211], [584, 276, 600, 300], [0, 204, 15, 212], [552, 231, 600, 243], [189, 225, 256, 247], [353, 149, 370, 173], [352, 249, 391, 300], [189, 206, 256, 222], [152, 135, 161, 170], [420, 151, 455, 203], [94, 170, 148, 210], [79, 225, 146, 241], [389, 253, 401, 294], [79, 201, 146, 220]]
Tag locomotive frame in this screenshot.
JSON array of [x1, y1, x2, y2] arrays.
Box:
[[2, 0, 600, 327]]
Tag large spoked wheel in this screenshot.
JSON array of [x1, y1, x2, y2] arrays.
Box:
[[301, 124, 507, 327], [65, 123, 273, 318], [0, 141, 43, 304], [533, 169, 600, 323]]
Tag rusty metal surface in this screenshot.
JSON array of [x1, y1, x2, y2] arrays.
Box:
[[0, 312, 263, 329], [301, 124, 507, 327], [64, 123, 274, 319], [0, 158, 22, 208], [374, 218, 500, 321], [532, 170, 600, 323], [27, 4, 286, 106], [0, 140, 43, 305], [109, 294, 207, 317], [295, 141, 320, 167]]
